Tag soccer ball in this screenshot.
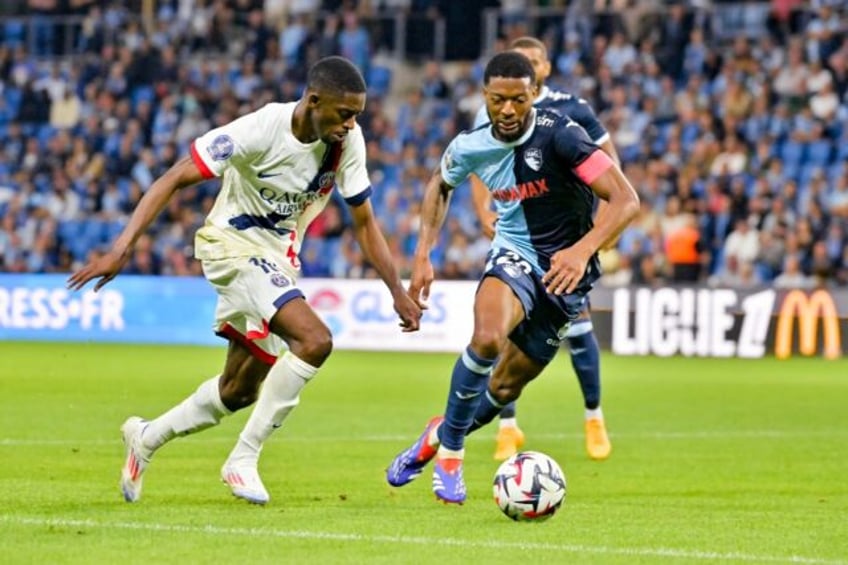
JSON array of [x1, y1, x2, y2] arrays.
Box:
[[492, 451, 566, 521]]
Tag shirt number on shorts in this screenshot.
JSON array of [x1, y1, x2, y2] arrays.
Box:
[[487, 250, 531, 274]]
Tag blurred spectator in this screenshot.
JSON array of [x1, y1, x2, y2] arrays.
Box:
[[338, 10, 371, 75], [0, 1, 844, 288], [49, 85, 82, 129], [664, 213, 703, 283], [773, 40, 808, 106], [710, 258, 763, 289], [709, 134, 748, 177], [631, 248, 665, 288], [723, 218, 761, 268], [280, 13, 310, 66], [773, 255, 815, 289], [420, 61, 449, 99], [314, 13, 341, 59]]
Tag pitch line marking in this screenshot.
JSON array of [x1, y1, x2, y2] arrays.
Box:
[[0, 516, 843, 565], [1, 430, 845, 447]]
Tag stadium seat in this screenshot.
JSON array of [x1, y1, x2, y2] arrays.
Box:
[[323, 237, 342, 259], [106, 220, 127, 240], [836, 141, 848, 163], [81, 219, 106, 245], [828, 163, 845, 183], [754, 262, 774, 282], [779, 140, 805, 167], [367, 65, 392, 98], [619, 144, 642, 164], [36, 124, 56, 148], [432, 100, 453, 121], [651, 136, 668, 155], [130, 85, 156, 111], [116, 177, 132, 198], [798, 165, 823, 188], [33, 174, 51, 193], [2, 20, 26, 48], [806, 140, 832, 167], [3, 87, 22, 117], [825, 121, 843, 140], [782, 162, 800, 183], [57, 219, 80, 240]]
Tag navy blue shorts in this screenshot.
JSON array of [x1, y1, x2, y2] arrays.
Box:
[[481, 248, 589, 365]]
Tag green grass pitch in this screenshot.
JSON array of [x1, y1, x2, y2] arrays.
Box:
[[0, 342, 846, 564]]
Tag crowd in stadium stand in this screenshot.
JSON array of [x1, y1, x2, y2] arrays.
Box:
[[1, 1, 848, 289]]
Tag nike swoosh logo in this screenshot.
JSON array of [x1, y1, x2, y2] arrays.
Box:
[[570, 347, 587, 355], [455, 391, 481, 400], [258, 171, 283, 179]]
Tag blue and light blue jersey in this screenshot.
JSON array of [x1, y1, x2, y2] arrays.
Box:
[[442, 108, 610, 290]]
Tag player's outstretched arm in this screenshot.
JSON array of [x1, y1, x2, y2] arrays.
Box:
[[409, 170, 453, 306], [67, 156, 206, 292], [349, 199, 422, 332], [470, 173, 497, 240], [543, 162, 639, 295]]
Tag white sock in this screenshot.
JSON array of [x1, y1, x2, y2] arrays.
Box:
[[499, 417, 518, 429], [142, 376, 232, 452], [437, 446, 464, 459], [585, 407, 603, 420], [227, 352, 318, 463]]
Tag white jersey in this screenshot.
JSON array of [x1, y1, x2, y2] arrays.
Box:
[[190, 102, 371, 269]]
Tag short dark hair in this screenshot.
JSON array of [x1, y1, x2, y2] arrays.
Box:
[[307, 56, 366, 95], [483, 51, 536, 86], [509, 36, 548, 59]]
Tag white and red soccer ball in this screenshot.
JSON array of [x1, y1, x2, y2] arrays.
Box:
[[493, 451, 567, 521]]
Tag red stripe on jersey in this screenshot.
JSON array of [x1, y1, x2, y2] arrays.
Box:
[[217, 323, 277, 365], [245, 319, 271, 341], [574, 150, 613, 185], [328, 141, 343, 170], [190, 141, 216, 179]]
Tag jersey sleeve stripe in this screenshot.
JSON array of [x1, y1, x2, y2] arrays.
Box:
[[344, 186, 372, 207], [574, 150, 614, 185], [190, 141, 216, 179], [273, 289, 304, 310], [593, 132, 611, 145]]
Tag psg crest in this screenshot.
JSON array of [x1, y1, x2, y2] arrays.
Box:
[[270, 273, 290, 288], [524, 147, 543, 171], [318, 171, 336, 191]]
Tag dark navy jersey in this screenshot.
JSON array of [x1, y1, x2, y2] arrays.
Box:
[[473, 86, 609, 145], [442, 108, 612, 289]]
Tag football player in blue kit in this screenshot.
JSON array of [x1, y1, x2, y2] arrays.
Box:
[[386, 51, 639, 504], [470, 36, 620, 462]]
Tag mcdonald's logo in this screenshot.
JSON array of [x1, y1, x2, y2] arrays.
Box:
[[774, 290, 841, 360]]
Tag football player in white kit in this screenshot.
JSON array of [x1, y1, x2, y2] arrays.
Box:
[[68, 56, 422, 505]]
